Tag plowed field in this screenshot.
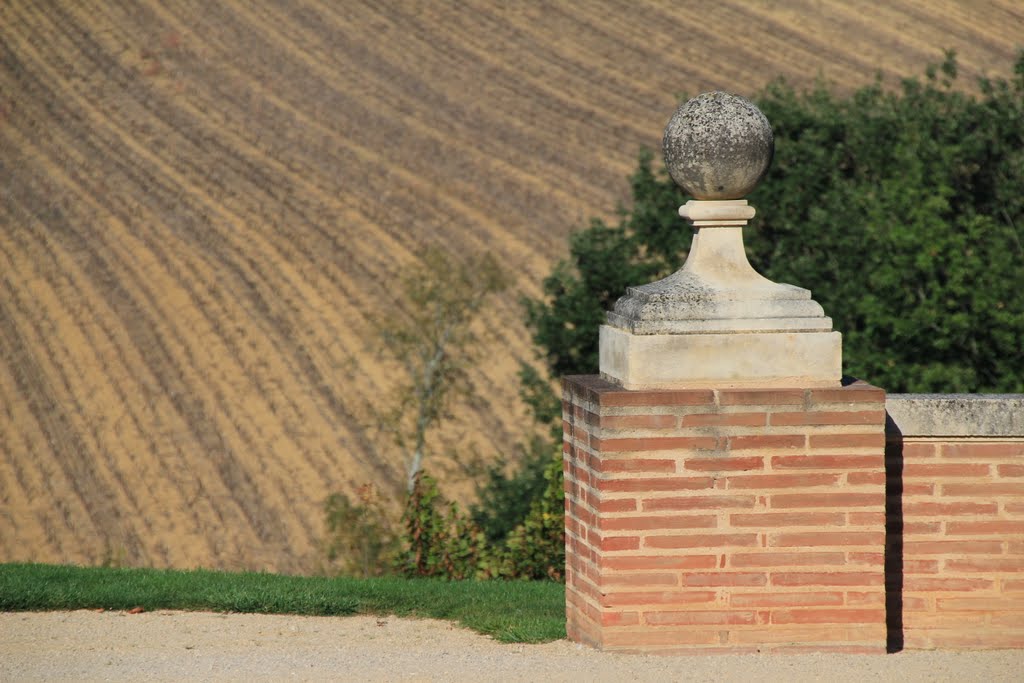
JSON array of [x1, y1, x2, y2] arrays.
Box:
[[1, 1, 1020, 574]]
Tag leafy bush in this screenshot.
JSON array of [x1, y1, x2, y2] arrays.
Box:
[[322, 484, 400, 577], [748, 51, 1024, 392], [471, 435, 553, 544], [487, 447, 565, 581], [398, 472, 488, 580], [392, 458, 564, 581]]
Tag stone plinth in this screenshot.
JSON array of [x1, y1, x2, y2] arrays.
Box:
[[563, 375, 887, 653], [600, 327, 841, 390]]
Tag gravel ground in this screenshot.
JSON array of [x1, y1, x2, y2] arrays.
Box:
[[2, 610, 1023, 682]]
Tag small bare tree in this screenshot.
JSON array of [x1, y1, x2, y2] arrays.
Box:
[[377, 247, 510, 493]]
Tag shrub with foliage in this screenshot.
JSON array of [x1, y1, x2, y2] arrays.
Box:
[[470, 439, 553, 545], [322, 484, 400, 577], [395, 462, 565, 581], [487, 446, 565, 581], [321, 441, 565, 579], [399, 472, 488, 580]]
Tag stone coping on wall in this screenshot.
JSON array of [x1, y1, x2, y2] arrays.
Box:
[[885, 394, 1024, 439]]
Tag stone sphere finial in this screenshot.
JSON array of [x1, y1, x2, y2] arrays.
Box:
[[663, 92, 774, 200]]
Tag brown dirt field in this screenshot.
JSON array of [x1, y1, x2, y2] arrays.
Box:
[[0, 1, 1021, 574]]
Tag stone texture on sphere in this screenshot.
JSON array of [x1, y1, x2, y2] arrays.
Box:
[[663, 91, 774, 199]]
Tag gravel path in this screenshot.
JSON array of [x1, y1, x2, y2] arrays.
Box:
[[3, 610, 1023, 682]]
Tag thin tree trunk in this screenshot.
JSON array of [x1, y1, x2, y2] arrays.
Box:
[[407, 445, 424, 493], [405, 323, 456, 493]]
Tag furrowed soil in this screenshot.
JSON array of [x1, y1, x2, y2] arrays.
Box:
[[1, 1, 1021, 573]]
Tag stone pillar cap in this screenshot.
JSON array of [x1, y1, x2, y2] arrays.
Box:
[[607, 93, 831, 336], [599, 92, 842, 389]]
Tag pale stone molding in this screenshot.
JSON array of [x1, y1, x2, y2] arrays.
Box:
[[886, 394, 1024, 437]]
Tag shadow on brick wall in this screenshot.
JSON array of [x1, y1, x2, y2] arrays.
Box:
[[884, 416, 904, 653]]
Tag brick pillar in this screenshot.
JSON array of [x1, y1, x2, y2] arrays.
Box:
[[563, 375, 887, 653]]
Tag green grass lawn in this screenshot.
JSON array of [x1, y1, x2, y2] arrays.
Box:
[[0, 563, 566, 643]]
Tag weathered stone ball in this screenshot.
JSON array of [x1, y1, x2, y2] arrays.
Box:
[[663, 91, 774, 200]]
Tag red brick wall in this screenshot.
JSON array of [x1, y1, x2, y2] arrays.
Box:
[[563, 375, 887, 653], [888, 437, 1024, 649]]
